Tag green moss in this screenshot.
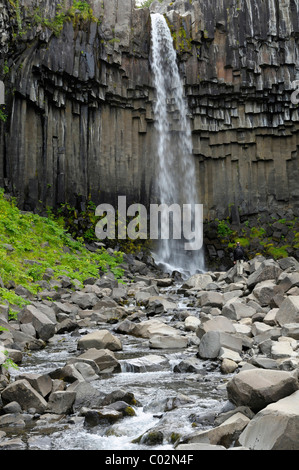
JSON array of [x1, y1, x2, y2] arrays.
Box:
[[266, 245, 289, 259], [124, 406, 136, 416], [25, 1, 99, 38], [170, 432, 180, 443]]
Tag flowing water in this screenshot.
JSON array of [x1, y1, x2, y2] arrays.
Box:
[[150, 13, 204, 278], [6, 287, 229, 451]]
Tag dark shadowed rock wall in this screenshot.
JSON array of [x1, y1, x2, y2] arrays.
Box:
[[1, 0, 299, 222]]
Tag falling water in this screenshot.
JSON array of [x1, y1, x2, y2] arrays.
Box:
[[150, 13, 204, 277]]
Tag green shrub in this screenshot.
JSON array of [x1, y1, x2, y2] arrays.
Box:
[[0, 188, 124, 313]]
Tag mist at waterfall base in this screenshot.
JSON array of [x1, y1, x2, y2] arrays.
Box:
[[150, 13, 205, 278]]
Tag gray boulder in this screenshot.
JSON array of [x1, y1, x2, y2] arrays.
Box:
[[1, 379, 47, 413], [181, 273, 213, 291], [247, 259, 282, 288], [178, 412, 250, 449], [18, 373, 52, 398], [75, 348, 121, 373], [46, 391, 76, 414], [238, 390, 299, 450], [199, 291, 224, 308], [222, 299, 256, 321], [77, 329, 122, 351], [19, 305, 56, 341], [196, 316, 235, 339], [149, 334, 188, 349], [121, 354, 169, 373], [198, 331, 243, 359], [276, 296, 299, 326], [70, 291, 98, 309], [227, 369, 299, 412], [252, 280, 277, 306]]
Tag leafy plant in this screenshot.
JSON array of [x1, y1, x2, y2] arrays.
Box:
[[0, 188, 125, 308], [216, 219, 233, 238], [0, 107, 7, 123]]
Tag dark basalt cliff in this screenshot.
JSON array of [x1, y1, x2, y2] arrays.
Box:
[[1, 0, 299, 224]]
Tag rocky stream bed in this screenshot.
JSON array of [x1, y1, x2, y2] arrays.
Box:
[[1, 253, 299, 451]]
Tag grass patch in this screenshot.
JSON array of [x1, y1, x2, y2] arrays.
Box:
[[0, 188, 124, 316]]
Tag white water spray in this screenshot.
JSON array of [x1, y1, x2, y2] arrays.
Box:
[[150, 13, 204, 276]]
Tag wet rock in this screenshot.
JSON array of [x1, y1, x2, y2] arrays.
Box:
[[100, 389, 137, 407], [68, 381, 105, 412], [196, 316, 235, 339], [149, 334, 188, 349], [46, 390, 76, 414], [131, 319, 181, 338], [1, 379, 47, 413], [0, 438, 26, 450], [77, 329, 122, 351], [83, 408, 122, 427], [106, 401, 136, 417], [173, 357, 205, 373], [139, 430, 164, 446], [276, 296, 299, 326], [177, 412, 250, 449], [27, 435, 52, 450]]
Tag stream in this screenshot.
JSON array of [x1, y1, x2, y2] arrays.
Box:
[[5, 284, 231, 451]]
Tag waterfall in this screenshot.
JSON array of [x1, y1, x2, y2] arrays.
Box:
[[150, 13, 204, 277]]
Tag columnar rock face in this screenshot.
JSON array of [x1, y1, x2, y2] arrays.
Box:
[[0, 0, 299, 221]]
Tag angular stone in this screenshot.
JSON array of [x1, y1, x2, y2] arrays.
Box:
[[196, 316, 235, 339], [276, 296, 299, 326], [281, 323, 299, 340], [198, 331, 243, 359], [131, 319, 180, 338], [200, 291, 224, 308], [222, 300, 256, 321], [76, 348, 120, 372], [227, 369, 299, 412], [247, 260, 282, 288], [19, 305, 56, 341], [181, 274, 213, 291], [252, 280, 277, 306], [77, 329, 122, 351], [1, 379, 47, 413], [121, 354, 169, 373], [239, 390, 299, 450], [149, 334, 188, 349], [184, 315, 201, 332], [70, 292, 98, 309], [178, 412, 250, 448], [46, 391, 76, 414], [18, 373, 52, 398], [271, 341, 297, 359]]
